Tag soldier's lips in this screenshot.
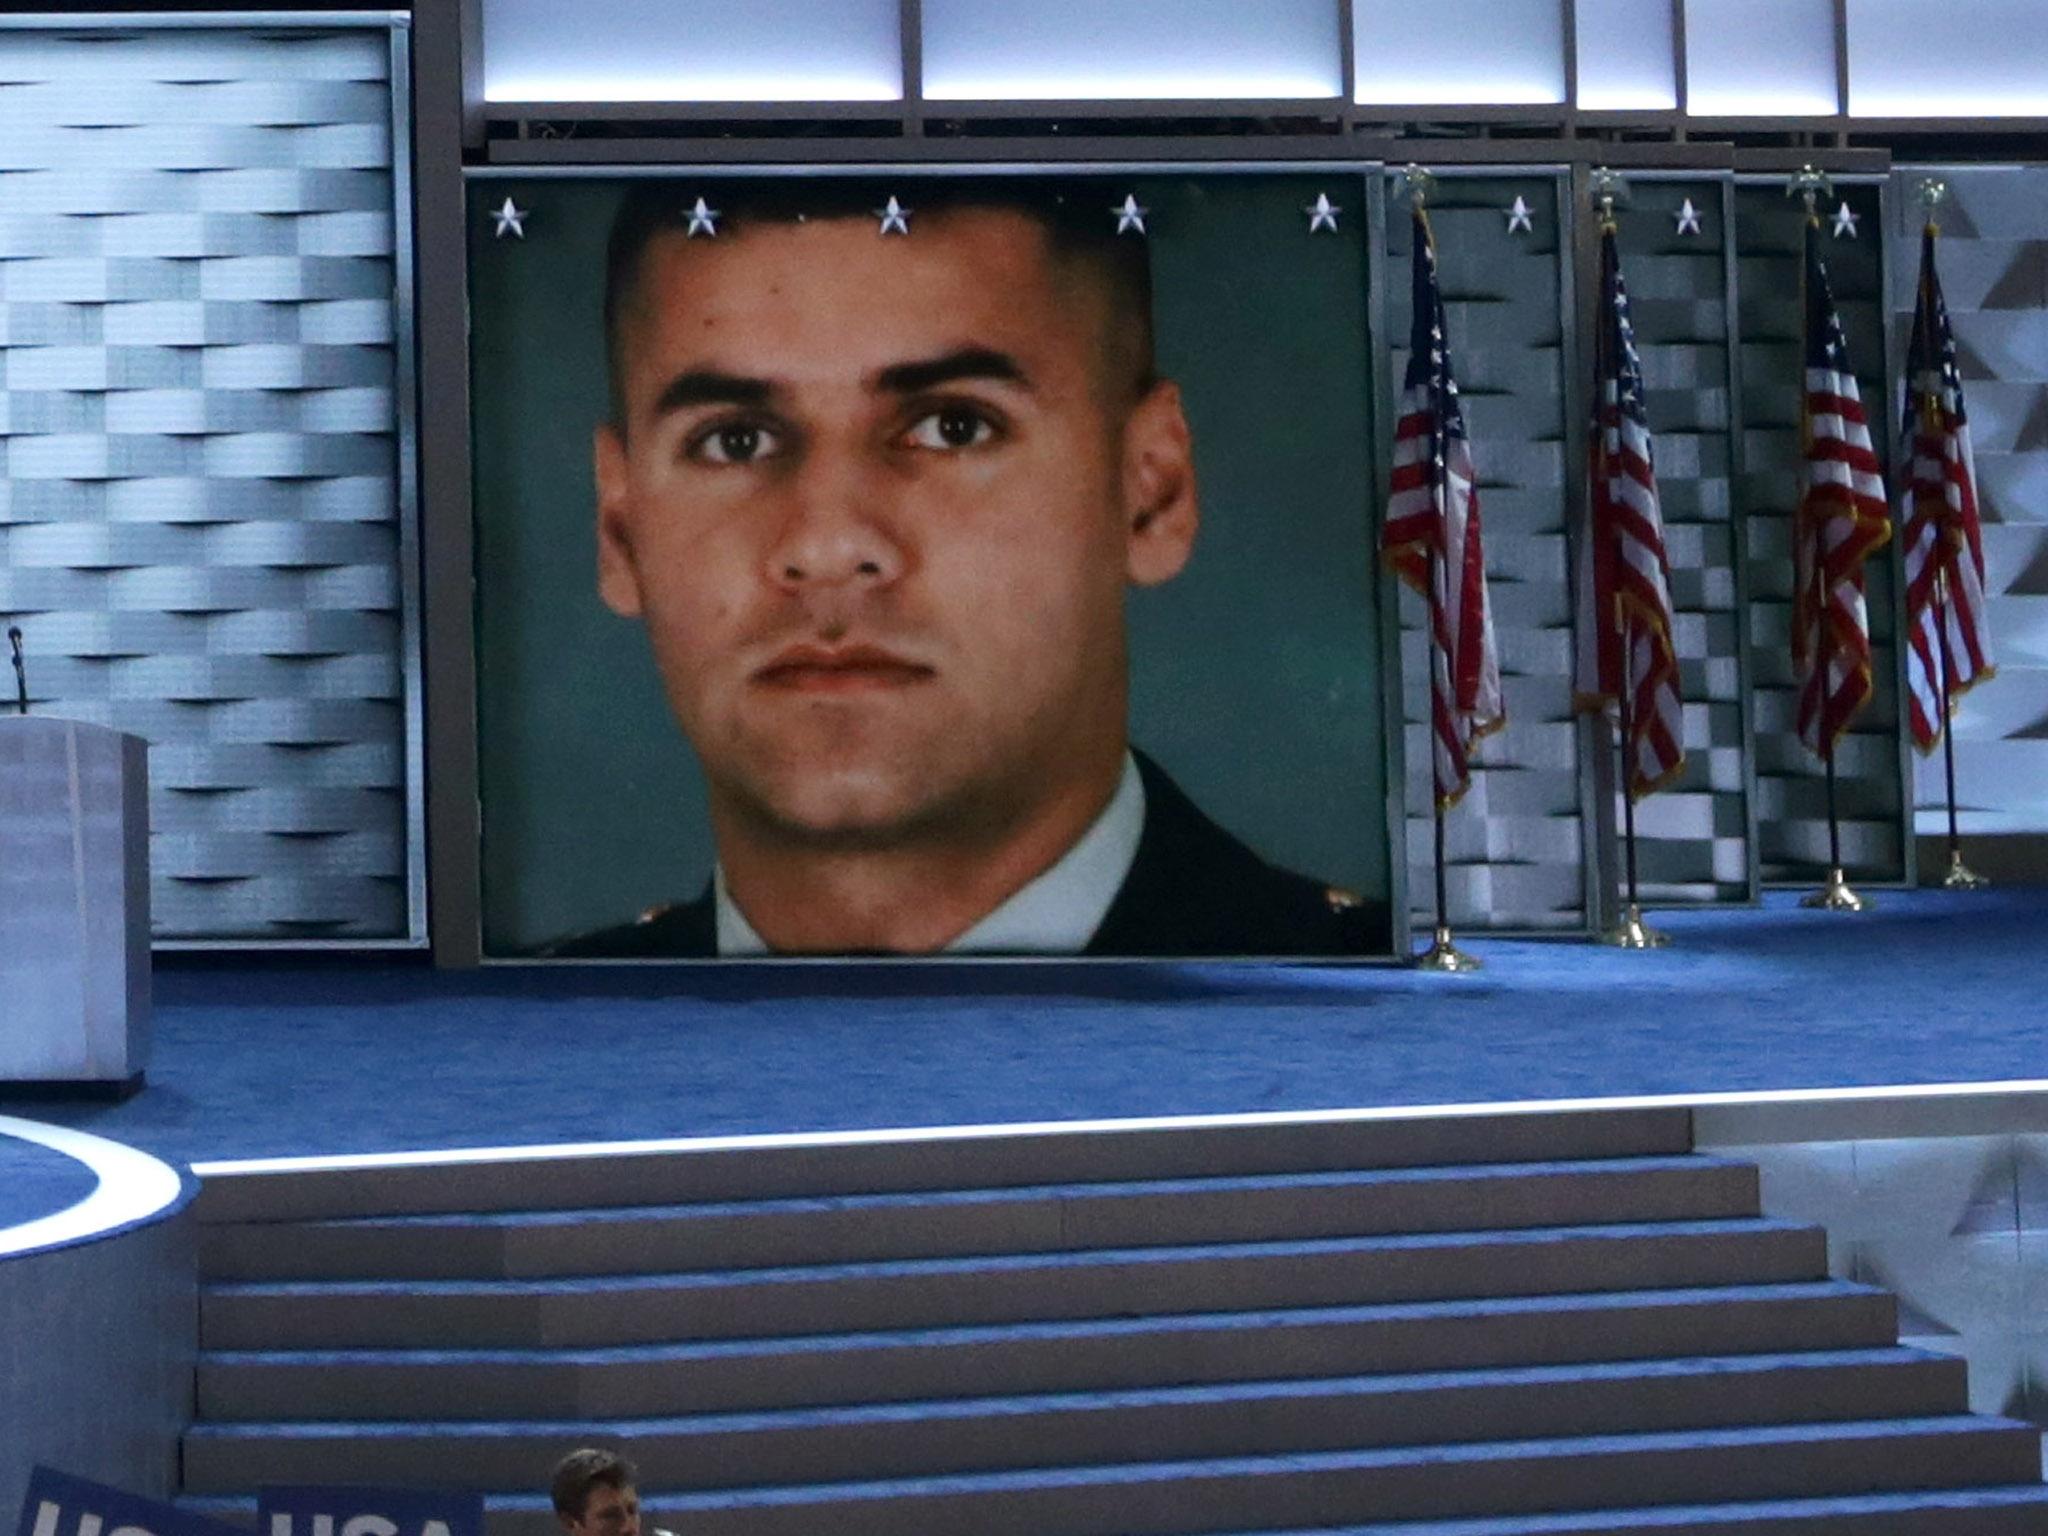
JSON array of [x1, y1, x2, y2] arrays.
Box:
[[753, 644, 936, 694]]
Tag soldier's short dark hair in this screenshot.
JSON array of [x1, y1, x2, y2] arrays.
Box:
[[600, 176, 1158, 432]]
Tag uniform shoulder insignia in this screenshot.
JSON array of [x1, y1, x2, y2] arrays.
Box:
[[1324, 886, 1365, 912], [636, 902, 674, 925]]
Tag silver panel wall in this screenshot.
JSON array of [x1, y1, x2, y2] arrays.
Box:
[[0, 18, 420, 942], [1615, 177, 1759, 905], [1889, 166, 2048, 846], [1722, 1128, 2048, 1439]]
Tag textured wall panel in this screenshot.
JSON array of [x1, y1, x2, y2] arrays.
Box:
[[1890, 166, 2048, 843], [1735, 181, 1912, 885], [1386, 175, 1590, 932], [1611, 179, 1758, 904], [1727, 1133, 2048, 1433], [0, 23, 413, 941]]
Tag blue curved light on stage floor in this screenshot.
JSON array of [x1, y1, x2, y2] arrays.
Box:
[[0, 1116, 185, 1258]]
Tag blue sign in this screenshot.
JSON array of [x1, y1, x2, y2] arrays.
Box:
[[256, 1487, 485, 1536], [17, 1468, 243, 1536]]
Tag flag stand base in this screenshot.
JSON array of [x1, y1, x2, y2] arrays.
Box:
[[1414, 926, 1483, 972], [1940, 848, 1990, 890], [1596, 903, 1669, 949], [1801, 867, 1871, 911]]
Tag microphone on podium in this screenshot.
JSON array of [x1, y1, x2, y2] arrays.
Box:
[[7, 625, 24, 716]]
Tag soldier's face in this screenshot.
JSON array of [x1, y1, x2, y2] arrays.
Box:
[[594, 208, 1197, 849]]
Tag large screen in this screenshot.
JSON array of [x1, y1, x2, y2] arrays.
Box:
[[469, 170, 1401, 960]]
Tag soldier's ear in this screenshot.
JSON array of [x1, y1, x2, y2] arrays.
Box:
[[1123, 379, 1198, 588], [594, 422, 646, 618]]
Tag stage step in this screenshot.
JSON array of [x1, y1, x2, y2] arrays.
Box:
[[195, 1281, 1903, 1423], [198, 1217, 1826, 1351], [180, 1348, 1963, 1492], [198, 1417, 2044, 1536], [1207, 1485, 2048, 1534], [186, 1481, 2048, 1536], [198, 1155, 1759, 1281], [189, 1105, 1694, 1223], [181, 1106, 2048, 1535]]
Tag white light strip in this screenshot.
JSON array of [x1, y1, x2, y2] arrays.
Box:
[[0, 1115, 184, 1259], [0, 10, 399, 26], [1850, 92, 2048, 117], [923, 74, 1340, 101], [192, 1077, 2048, 1179], [1578, 87, 1679, 111], [1687, 91, 1839, 116], [484, 76, 903, 104], [1354, 82, 1566, 106]]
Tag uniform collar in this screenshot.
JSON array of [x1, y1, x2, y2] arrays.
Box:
[[715, 752, 1146, 957]]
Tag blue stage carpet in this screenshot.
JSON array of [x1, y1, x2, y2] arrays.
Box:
[[4, 889, 2043, 1171], [0, 1134, 97, 1229]]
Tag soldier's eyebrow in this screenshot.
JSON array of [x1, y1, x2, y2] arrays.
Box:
[[872, 346, 1032, 396], [649, 368, 777, 420]]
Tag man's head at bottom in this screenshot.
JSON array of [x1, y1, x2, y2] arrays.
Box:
[[591, 179, 1200, 949], [551, 1449, 640, 1536]]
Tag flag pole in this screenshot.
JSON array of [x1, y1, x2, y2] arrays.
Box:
[[1802, 646, 1867, 910], [1587, 173, 1667, 949], [1934, 566, 1989, 887], [1918, 178, 1991, 894], [1403, 166, 1482, 973], [1791, 168, 1869, 912], [1416, 552, 1481, 972], [1589, 630, 1671, 946], [1598, 634, 1667, 947]]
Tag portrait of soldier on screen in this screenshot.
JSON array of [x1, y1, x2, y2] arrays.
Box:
[[551, 178, 1388, 960]]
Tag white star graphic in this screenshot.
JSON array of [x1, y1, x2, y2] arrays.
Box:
[[1505, 196, 1535, 234], [876, 196, 911, 235], [489, 196, 527, 240], [684, 197, 720, 238], [1112, 194, 1148, 236], [1674, 197, 1703, 236], [1305, 193, 1340, 234], [1831, 200, 1859, 239]]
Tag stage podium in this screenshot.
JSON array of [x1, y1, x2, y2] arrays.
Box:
[[0, 718, 151, 1086]]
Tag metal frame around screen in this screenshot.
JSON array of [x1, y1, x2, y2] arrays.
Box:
[[460, 157, 1413, 964]]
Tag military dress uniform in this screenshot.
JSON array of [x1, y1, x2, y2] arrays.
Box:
[[551, 752, 1388, 960]]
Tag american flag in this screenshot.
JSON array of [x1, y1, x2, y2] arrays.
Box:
[[1899, 222, 1994, 752], [1793, 219, 1892, 758], [1576, 221, 1684, 800], [1380, 206, 1504, 808]]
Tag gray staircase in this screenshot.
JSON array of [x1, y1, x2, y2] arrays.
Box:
[[183, 1106, 2048, 1534]]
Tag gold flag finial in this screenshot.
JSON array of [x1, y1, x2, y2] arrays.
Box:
[[1400, 164, 1438, 211], [1788, 164, 1833, 218], [1588, 167, 1629, 223], [1917, 175, 1950, 235]]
